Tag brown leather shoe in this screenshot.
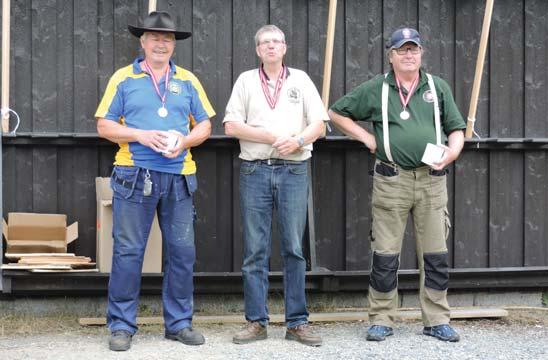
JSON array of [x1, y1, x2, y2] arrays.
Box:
[[233, 321, 267, 344], [285, 324, 322, 347]]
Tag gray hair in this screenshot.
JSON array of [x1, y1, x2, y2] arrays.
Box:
[[254, 25, 285, 46]]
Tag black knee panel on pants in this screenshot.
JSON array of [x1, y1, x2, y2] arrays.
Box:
[[424, 252, 449, 290], [370, 252, 399, 293]]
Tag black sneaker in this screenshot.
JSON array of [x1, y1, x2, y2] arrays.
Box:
[[366, 325, 394, 341], [423, 324, 460, 342], [165, 327, 205, 345], [109, 330, 132, 351]]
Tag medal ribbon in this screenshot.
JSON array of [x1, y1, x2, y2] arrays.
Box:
[[395, 74, 419, 111], [259, 64, 286, 109], [143, 60, 170, 109]]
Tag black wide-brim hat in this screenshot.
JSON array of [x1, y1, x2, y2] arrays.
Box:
[[128, 11, 191, 40]]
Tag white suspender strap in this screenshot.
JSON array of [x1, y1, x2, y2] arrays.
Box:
[[381, 73, 393, 163], [426, 73, 441, 146]]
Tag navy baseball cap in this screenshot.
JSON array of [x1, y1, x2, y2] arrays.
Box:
[[387, 27, 421, 49]]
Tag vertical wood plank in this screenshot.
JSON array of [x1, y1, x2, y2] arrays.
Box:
[[524, 0, 548, 137], [32, 147, 57, 212], [313, 148, 345, 270], [70, 148, 98, 257], [192, 0, 232, 135], [97, 0, 115, 100], [489, 152, 524, 267], [74, 1, 98, 133], [523, 151, 548, 266], [344, 149, 374, 270], [11, 0, 32, 132], [56, 0, 74, 133], [2, 147, 17, 214], [193, 147, 234, 272], [489, 0, 524, 137], [31, 0, 58, 132], [453, 151, 489, 268], [193, 149, 218, 271], [345, 0, 383, 91]]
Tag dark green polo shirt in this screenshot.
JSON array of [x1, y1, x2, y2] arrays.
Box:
[[330, 69, 465, 169]]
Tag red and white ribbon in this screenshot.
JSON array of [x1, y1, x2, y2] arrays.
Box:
[[259, 65, 286, 109], [143, 60, 170, 108]]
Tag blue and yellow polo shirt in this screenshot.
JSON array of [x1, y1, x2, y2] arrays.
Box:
[[95, 57, 215, 175]]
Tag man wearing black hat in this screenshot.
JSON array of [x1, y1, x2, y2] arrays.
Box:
[[95, 11, 215, 351], [329, 28, 464, 342]]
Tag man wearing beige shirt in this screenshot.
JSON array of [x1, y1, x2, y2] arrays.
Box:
[[223, 25, 328, 346]]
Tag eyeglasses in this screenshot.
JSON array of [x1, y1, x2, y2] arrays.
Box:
[[258, 39, 285, 47], [393, 46, 421, 55]]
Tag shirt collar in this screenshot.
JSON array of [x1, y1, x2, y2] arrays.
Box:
[[387, 68, 427, 89], [259, 64, 291, 81], [132, 56, 176, 75]]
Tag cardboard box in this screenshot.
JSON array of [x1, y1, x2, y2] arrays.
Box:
[[2, 213, 78, 253], [95, 177, 162, 273]]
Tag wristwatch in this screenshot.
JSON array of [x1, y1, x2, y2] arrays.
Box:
[[297, 136, 305, 148]]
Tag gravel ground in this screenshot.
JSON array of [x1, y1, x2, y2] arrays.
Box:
[[1, 315, 547, 360]]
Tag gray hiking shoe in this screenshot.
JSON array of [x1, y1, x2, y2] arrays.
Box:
[[165, 327, 205, 345], [109, 330, 132, 351], [233, 321, 267, 344], [366, 325, 394, 341], [423, 324, 460, 342]]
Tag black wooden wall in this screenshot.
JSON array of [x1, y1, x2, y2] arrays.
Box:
[[1, 0, 547, 273]]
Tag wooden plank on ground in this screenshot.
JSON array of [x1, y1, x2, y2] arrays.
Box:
[[18, 256, 92, 264], [78, 307, 508, 326], [5, 253, 76, 259], [1, 264, 72, 270], [30, 268, 99, 273]]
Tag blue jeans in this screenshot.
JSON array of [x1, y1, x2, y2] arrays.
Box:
[[107, 166, 197, 335], [239, 159, 309, 328]]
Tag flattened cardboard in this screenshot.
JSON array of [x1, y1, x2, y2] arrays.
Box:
[[2, 213, 78, 254], [95, 178, 162, 273]]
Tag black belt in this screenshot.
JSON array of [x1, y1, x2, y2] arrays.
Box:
[[372, 161, 448, 177], [249, 159, 305, 166]]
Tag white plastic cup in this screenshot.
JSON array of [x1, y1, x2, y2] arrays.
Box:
[[160, 131, 180, 153]]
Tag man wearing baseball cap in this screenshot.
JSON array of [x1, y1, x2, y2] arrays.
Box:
[[95, 11, 215, 351], [329, 27, 465, 342]]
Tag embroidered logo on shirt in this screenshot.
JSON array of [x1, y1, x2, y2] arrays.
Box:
[[287, 87, 301, 103], [168, 81, 182, 95], [423, 90, 435, 103]]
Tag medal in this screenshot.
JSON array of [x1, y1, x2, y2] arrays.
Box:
[[143, 60, 170, 118], [395, 74, 419, 121], [158, 107, 168, 118]]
